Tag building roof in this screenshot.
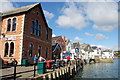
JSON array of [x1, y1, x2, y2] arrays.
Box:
[[103, 49, 111, 52], [79, 43, 93, 52], [52, 36, 61, 41], [2, 3, 39, 17], [52, 36, 61, 45], [52, 43, 62, 52], [1, 3, 52, 30], [80, 43, 89, 49], [91, 46, 98, 50]]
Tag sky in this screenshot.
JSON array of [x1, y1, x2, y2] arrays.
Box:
[[0, 0, 119, 51]]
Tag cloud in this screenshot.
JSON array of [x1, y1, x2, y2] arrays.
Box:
[[56, 1, 118, 32], [84, 32, 94, 36], [0, 0, 15, 12], [56, 3, 88, 29], [95, 33, 109, 41], [84, 2, 118, 32], [93, 24, 117, 32], [52, 34, 56, 37], [84, 32, 109, 41], [74, 36, 83, 41], [43, 10, 54, 19]]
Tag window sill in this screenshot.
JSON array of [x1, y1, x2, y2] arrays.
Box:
[[3, 57, 15, 58]]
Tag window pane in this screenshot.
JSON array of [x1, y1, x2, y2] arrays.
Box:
[[38, 45, 41, 57], [35, 20, 38, 35], [38, 25, 41, 36], [4, 43, 9, 57], [46, 29, 49, 40], [31, 21, 35, 34], [46, 47, 48, 58], [29, 43, 34, 57], [12, 18, 16, 31], [9, 42, 14, 57], [7, 19, 11, 31]]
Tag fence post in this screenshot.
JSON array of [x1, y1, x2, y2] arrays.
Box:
[[14, 64, 16, 80], [34, 63, 36, 77]]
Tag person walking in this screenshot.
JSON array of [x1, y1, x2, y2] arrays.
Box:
[[67, 56, 70, 65]]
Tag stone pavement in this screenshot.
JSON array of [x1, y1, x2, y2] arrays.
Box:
[[0, 65, 55, 79]]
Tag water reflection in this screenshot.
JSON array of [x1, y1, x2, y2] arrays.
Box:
[[75, 58, 119, 78]]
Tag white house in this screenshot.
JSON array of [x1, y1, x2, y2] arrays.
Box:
[[102, 49, 114, 58], [71, 42, 81, 59], [66, 39, 72, 53], [91, 46, 102, 59], [80, 43, 92, 61]]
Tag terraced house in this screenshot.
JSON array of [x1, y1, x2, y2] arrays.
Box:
[[0, 3, 52, 64]]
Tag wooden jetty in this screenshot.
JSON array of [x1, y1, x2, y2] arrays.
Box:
[[21, 60, 82, 80]]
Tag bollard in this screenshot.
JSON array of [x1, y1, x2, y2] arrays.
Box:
[[13, 64, 17, 80], [68, 66, 70, 79], [34, 63, 36, 77]]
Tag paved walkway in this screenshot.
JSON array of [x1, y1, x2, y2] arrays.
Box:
[[0, 65, 56, 79]]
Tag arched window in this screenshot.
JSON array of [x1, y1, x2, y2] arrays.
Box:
[[31, 21, 35, 34], [12, 18, 16, 31], [9, 42, 14, 57], [38, 45, 41, 57], [29, 43, 34, 57], [7, 19, 11, 31], [4, 43, 9, 57]]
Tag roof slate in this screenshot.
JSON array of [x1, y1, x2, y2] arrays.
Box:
[[2, 3, 39, 17]]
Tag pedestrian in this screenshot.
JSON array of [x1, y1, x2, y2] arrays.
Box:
[[34, 55, 38, 64], [13, 59, 18, 66], [8, 58, 14, 66], [80, 59, 83, 68], [67, 56, 70, 65], [38, 56, 46, 62]]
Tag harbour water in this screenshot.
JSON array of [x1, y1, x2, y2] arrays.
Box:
[[75, 58, 119, 79]]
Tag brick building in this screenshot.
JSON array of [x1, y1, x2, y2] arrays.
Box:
[[0, 3, 52, 64]]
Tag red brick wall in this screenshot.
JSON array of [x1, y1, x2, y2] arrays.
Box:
[[23, 5, 52, 61]]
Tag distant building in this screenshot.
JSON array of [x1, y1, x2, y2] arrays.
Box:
[[0, 3, 52, 64], [102, 49, 114, 58], [52, 36, 66, 51], [65, 39, 72, 53], [80, 43, 92, 60], [71, 42, 81, 59], [91, 46, 102, 59], [52, 43, 62, 60]]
